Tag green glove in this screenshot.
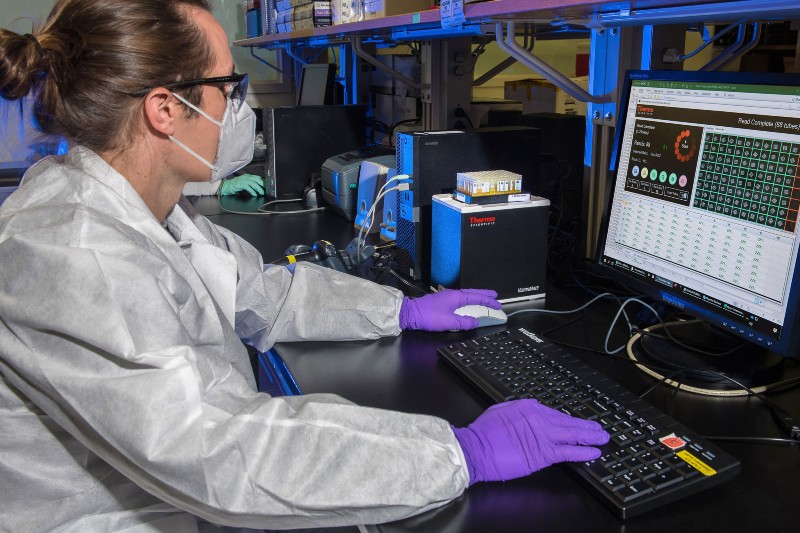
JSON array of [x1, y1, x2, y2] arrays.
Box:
[[219, 174, 265, 196]]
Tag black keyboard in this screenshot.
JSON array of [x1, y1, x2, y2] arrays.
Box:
[[438, 327, 741, 519]]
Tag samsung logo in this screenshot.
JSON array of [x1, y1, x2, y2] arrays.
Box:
[[518, 285, 540, 293], [662, 294, 685, 309], [519, 328, 545, 343]]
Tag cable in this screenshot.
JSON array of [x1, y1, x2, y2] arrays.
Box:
[[625, 324, 800, 399], [214, 182, 326, 216], [513, 292, 655, 361], [543, 314, 800, 440], [604, 298, 664, 355], [387, 267, 429, 295], [355, 185, 396, 259], [506, 292, 615, 318], [214, 187, 269, 216], [637, 320, 750, 358], [258, 197, 327, 215], [355, 175, 410, 262], [509, 292, 640, 352], [388, 119, 420, 146], [537, 305, 800, 437], [637, 368, 688, 400]]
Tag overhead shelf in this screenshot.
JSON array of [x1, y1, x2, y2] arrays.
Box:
[[233, 0, 799, 49], [230, 0, 670, 48]]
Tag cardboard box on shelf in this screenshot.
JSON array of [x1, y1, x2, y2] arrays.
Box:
[[276, 1, 331, 32], [331, 1, 356, 24], [363, 0, 436, 21], [333, 1, 434, 25], [504, 77, 589, 116], [276, 0, 314, 8]]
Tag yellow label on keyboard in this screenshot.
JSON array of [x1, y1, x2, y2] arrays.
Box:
[[677, 450, 717, 476]]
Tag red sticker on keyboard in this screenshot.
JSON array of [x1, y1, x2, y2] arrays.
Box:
[[659, 433, 687, 450]]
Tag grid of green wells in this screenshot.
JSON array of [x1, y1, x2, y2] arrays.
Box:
[[693, 132, 800, 232]]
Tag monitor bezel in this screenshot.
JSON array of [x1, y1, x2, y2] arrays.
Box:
[[595, 69, 800, 358]]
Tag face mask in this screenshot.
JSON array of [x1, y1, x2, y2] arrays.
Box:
[[169, 92, 256, 182]]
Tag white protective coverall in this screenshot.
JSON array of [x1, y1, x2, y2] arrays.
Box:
[[0, 147, 469, 532]]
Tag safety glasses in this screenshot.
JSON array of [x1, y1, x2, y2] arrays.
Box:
[[128, 73, 249, 108]]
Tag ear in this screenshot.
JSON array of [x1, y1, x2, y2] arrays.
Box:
[[142, 88, 182, 137]]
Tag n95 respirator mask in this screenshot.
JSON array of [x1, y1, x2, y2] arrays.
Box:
[[169, 92, 256, 182]]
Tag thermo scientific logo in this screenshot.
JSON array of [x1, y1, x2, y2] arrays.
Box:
[[637, 104, 655, 116], [469, 216, 496, 227]]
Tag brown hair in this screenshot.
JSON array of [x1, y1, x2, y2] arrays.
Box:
[[0, 0, 215, 153]]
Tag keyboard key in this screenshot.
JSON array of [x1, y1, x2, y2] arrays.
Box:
[[585, 460, 614, 482], [602, 477, 625, 492], [649, 470, 684, 490], [612, 433, 633, 447], [614, 482, 654, 502]]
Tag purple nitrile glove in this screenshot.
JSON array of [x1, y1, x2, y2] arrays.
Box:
[[398, 288, 501, 331], [452, 399, 610, 485]]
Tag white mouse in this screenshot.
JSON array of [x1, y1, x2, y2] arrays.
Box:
[[454, 304, 508, 328]]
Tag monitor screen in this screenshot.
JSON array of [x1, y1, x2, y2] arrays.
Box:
[[297, 63, 335, 106], [596, 70, 800, 364]]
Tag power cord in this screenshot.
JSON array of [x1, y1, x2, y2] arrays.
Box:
[[625, 323, 800, 398], [258, 197, 326, 215], [355, 175, 411, 262], [214, 185, 326, 216], [506, 292, 616, 318], [507, 292, 636, 347], [531, 293, 800, 443], [388, 119, 421, 146], [623, 324, 800, 442]]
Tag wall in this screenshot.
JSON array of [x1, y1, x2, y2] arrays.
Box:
[[211, 0, 295, 109], [0, 0, 54, 162], [472, 38, 591, 101], [0, 0, 293, 162], [1, 0, 50, 32]]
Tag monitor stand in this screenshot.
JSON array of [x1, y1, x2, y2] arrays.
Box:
[[631, 320, 785, 391]]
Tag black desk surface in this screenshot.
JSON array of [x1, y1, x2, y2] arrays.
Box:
[[190, 195, 357, 264], [192, 196, 800, 533]]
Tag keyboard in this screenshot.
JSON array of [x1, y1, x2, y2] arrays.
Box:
[[438, 327, 741, 519]]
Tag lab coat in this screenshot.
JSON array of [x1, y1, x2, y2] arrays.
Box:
[[0, 147, 468, 532]]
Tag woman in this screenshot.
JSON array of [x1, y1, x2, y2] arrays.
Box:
[[0, 1, 608, 531]]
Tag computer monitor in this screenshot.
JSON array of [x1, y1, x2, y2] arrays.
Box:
[[263, 105, 367, 201], [297, 63, 336, 106], [595, 69, 800, 389]]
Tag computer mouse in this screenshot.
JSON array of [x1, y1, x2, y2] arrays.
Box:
[[454, 305, 508, 328]]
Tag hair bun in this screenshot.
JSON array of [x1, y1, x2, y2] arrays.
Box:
[[0, 30, 48, 100], [24, 34, 46, 58]]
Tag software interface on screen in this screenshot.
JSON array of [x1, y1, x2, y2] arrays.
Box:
[[600, 75, 800, 350]]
